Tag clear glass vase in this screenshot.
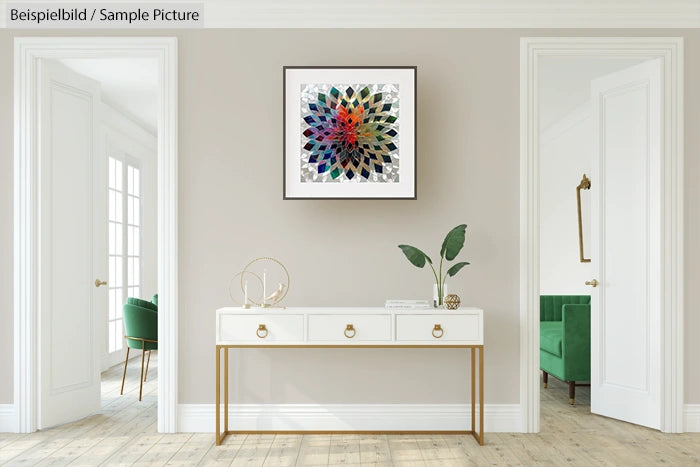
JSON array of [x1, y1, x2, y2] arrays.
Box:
[[433, 283, 448, 308]]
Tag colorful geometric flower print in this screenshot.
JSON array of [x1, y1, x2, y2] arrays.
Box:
[[300, 83, 400, 183]]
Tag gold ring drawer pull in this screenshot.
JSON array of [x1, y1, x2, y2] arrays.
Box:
[[344, 324, 356, 339], [432, 324, 444, 339], [256, 324, 268, 339]]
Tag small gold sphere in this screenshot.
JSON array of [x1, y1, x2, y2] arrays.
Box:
[[444, 294, 461, 310]]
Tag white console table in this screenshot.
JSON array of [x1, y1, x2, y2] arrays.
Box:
[[215, 307, 484, 445]]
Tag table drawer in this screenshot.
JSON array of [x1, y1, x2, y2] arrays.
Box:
[[396, 314, 482, 343], [308, 314, 391, 342], [218, 314, 304, 343]]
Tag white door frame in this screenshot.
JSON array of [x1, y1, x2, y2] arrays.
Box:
[[13, 37, 178, 433], [519, 37, 684, 433]]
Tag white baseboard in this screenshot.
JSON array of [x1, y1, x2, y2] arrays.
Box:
[[178, 403, 521, 433], [3, 401, 694, 433], [0, 404, 16, 432], [685, 404, 700, 432]]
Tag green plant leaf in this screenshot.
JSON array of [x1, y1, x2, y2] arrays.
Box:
[[446, 261, 470, 277], [440, 224, 467, 260], [398, 244, 433, 268]]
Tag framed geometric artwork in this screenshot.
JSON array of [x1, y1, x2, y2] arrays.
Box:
[[283, 66, 417, 199]]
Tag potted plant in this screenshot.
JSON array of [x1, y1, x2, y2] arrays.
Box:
[[398, 224, 470, 307]]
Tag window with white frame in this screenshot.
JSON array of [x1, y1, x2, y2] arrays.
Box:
[[108, 155, 142, 354]]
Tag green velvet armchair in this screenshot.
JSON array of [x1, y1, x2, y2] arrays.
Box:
[[121, 297, 158, 401], [540, 295, 591, 404]]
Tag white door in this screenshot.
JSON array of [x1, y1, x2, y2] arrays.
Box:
[[38, 60, 107, 428], [589, 59, 662, 429]]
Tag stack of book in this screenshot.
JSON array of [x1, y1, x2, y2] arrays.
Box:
[[385, 299, 432, 309]]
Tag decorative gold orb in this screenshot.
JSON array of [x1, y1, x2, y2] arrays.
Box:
[[444, 294, 461, 310]]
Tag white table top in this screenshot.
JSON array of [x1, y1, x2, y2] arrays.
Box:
[[216, 306, 483, 315]]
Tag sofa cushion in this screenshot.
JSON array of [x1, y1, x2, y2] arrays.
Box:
[[540, 295, 590, 321], [127, 297, 158, 312], [540, 321, 563, 357]]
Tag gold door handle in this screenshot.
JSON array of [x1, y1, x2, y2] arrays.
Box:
[[432, 324, 444, 339], [585, 279, 599, 287], [577, 174, 592, 263], [94, 278, 107, 287], [256, 324, 268, 338], [344, 324, 356, 339]]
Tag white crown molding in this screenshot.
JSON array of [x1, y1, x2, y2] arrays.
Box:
[[204, 1, 700, 29], [540, 102, 591, 146], [178, 403, 522, 433], [1, 0, 699, 28], [101, 102, 158, 151], [101, 97, 157, 138]]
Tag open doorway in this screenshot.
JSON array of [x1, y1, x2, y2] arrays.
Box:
[[13, 38, 178, 434], [538, 55, 650, 422], [520, 37, 684, 434], [34, 56, 158, 427]]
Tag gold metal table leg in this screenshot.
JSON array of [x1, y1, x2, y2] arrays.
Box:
[[213, 344, 484, 446], [478, 346, 484, 445], [471, 347, 476, 435], [216, 345, 221, 446], [224, 347, 229, 434]]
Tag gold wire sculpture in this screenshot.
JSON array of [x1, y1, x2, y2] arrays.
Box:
[[229, 257, 290, 308]]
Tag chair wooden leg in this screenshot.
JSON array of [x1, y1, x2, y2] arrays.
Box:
[[569, 381, 575, 405], [144, 350, 151, 382], [139, 342, 146, 401], [543, 370, 548, 388], [120, 347, 130, 395]]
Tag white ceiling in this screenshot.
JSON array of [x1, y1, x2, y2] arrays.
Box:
[[538, 56, 648, 130], [58, 58, 158, 134], [1, 0, 699, 27]]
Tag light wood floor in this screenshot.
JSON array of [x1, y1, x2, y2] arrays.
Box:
[[1, 358, 698, 466]]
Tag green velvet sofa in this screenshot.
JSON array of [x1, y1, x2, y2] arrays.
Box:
[[540, 295, 591, 404]]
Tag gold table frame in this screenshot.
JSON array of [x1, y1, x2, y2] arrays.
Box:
[[215, 344, 484, 446]]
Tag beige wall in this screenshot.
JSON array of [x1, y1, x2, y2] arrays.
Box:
[[0, 29, 698, 408]]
